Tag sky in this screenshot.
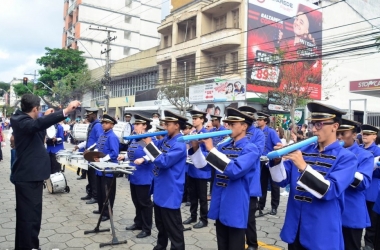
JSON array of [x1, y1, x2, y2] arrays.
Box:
[[0, 0, 62, 82]]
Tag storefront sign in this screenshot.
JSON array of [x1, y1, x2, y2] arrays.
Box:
[[350, 79, 380, 92]]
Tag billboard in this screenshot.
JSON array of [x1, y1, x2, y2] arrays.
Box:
[[189, 79, 246, 103], [247, 0, 322, 100], [350, 78, 380, 92]]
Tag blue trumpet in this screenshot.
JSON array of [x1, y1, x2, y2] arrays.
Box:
[[267, 136, 318, 160], [123, 131, 168, 140], [177, 130, 232, 143]]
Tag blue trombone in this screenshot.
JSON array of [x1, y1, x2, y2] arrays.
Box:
[[266, 136, 318, 160], [123, 131, 168, 140], [177, 130, 232, 143]]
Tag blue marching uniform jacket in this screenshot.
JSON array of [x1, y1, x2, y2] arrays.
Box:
[[269, 141, 357, 250], [46, 124, 64, 153], [362, 142, 380, 202], [209, 125, 226, 146], [189, 137, 260, 229], [262, 125, 281, 156], [127, 139, 154, 185], [247, 125, 265, 197], [144, 133, 187, 209], [86, 120, 103, 149], [342, 142, 373, 229], [187, 127, 211, 179], [95, 129, 120, 178]]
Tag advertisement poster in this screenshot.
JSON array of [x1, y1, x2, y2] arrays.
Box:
[[273, 109, 304, 130], [247, 0, 322, 100], [189, 79, 246, 103]]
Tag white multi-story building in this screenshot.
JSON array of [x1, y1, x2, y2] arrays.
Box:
[[62, 0, 162, 70]]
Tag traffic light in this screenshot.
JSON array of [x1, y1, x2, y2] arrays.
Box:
[[23, 77, 28, 85]]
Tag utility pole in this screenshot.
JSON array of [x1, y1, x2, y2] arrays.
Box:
[[90, 27, 116, 114], [183, 62, 187, 116], [24, 70, 38, 92]]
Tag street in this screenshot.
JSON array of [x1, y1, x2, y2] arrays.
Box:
[[0, 131, 287, 250]]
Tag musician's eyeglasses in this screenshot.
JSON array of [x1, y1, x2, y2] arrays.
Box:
[[311, 121, 336, 130]]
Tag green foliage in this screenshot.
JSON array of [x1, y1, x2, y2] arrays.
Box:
[[0, 105, 16, 116], [0, 82, 10, 94], [13, 83, 34, 97]]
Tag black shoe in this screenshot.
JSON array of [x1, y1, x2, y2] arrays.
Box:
[[362, 246, 374, 250], [101, 216, 109, 221], [93, 210, 100, 214], [258, 210, 264, 216], [270, 208, 277, 215], [246, 247, 258, 250], [81, 195, 91, 200], [136, 231, 151, 238], [183, 217, 196, 225], [193, 221, 207, 229], [185, 202, 191, 206], [125, 224, 142, 231], [86, 198, 97, 204], [77, 176, 86, 180]]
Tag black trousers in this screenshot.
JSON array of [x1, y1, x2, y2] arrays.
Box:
[[49, 153, 61, 174], [182, 173, 190, 203], [96, 175, 116, 217], [153, 204, 185, 250], [246, 197, 258, 248], [374, 213, 380, 250], [0, 145, 3, 160], [15, 181, 44, 250], [130, 183, 153, 233], [81, 169, 87, 178], [365, 201, 378, 248], [342, 227, 362, 250], [87, 166, 97, 199], [288, 228, 307, 250], [216, 219, 245, 250], [188, 176, 208, 223], [259, 162, 280, 210]]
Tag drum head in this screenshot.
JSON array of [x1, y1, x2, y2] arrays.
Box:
[[46, 125, 56, 139]]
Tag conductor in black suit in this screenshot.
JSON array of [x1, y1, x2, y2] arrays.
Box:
[[11, 94, 80, 250]]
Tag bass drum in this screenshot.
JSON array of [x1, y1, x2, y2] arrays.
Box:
[[113, 122, 132, 144], [46, 172, 70, 194], [72, 123, 89, 141]]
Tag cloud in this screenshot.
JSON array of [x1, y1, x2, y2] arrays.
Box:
[[0, 0, 62, 82]]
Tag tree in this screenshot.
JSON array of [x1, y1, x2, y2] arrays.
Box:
[[0, 82, 10, 95], [12, 47, 100, 108]]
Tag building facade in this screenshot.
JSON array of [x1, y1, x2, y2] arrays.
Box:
[[62, 0, 162, 70]]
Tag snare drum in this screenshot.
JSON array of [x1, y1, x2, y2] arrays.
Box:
[[56, 151, 72, 166], [69, 154, 88, 170], [72, 123, 89, 141], [113, 122, 132, 144], [46, 125, 57, 139], [46, 172, 69, 193]]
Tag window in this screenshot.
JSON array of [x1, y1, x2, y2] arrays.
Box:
[[163, 36, 169, 48], [163, 68, 170, 83], [232, 9, 239, 28], [214, 14, 226, 31], [123, 47, 130, 56], [190, 24, 196, 39], [231, 52, 238, 73], [125, 16, 131, 23], [124, 31, 130, 40], [213, 55, 226, 74]]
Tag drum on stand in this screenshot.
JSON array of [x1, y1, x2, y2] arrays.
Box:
[[46, 172, 70, 194], [113, 122, 132, 144], [69, 154, 88, 170], [72, 123, 89, 141], [46, 125, 57, 139], [56, 151, 72, 166]]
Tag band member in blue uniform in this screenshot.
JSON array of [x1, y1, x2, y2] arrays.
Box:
[[119, 114, 154, 238], [74, 108, 103, 204], [183, 110, 210, 229], [238, 106, 265, 250], [188, 107, 260, 250], [257, 111, 281, 215], [337, 119, 373, 250], [182, 122, 194, 206], [142, 110, 188, 250], [268, 103, 357, 250], [361, 124, 380, 250], [46, 121, 65, 174], [11, 94, 80, 250], [93, 114, 120, 222], [209, 115, 226, 145]]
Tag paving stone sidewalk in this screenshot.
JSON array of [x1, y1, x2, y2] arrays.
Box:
[[0, 133, 287, 250]]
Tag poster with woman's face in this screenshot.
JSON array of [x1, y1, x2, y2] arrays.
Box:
[[247, 0, 322, 100]]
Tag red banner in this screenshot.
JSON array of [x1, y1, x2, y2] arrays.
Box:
[[350, 79, 380, 92], [247, 0, 322, 100]]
